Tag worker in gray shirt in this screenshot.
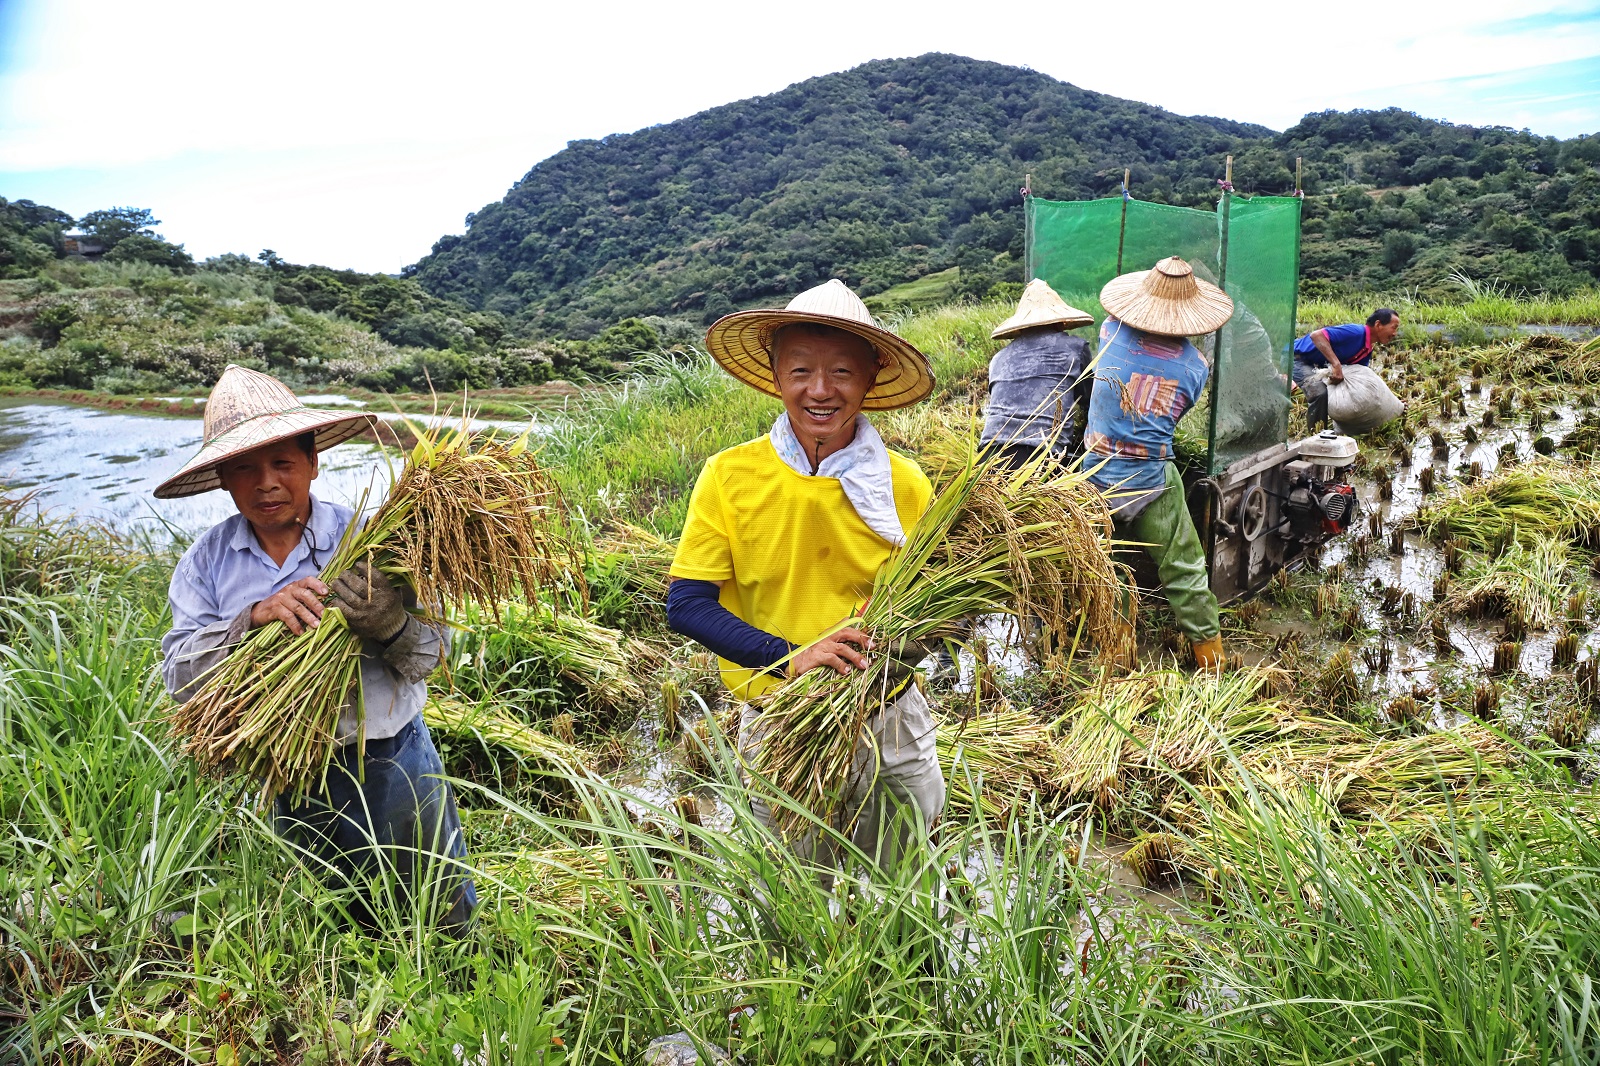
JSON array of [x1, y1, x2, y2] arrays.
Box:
[[981, 280, 1097, 466]]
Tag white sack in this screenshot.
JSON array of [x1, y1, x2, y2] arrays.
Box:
[[1326, 363, 1404, 435]]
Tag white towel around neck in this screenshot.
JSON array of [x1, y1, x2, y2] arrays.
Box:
[[769, 413, 906, 547]]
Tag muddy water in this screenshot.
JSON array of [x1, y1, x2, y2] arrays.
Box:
[[0, 399, 546, 537]]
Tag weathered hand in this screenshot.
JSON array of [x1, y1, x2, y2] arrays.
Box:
[[250, 576, 328, 635], [788, 625, 874, 678], [329, 559, 408, 642], [1328, 362, 1345, 384]]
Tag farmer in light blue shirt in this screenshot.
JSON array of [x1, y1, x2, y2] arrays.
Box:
[[157, 364, 474, 930], [1292, 309, 1402, 429], [1086, 257, 1232, 671]]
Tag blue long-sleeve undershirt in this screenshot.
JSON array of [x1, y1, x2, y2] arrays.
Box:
[[665, 578, 794, 674]]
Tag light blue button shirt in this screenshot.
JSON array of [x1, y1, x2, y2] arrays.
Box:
[[161, 494, 442, 742]]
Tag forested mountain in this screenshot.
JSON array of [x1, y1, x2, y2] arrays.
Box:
[[408, 53, 1600, 336]]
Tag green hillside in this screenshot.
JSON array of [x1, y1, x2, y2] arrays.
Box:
[[409, 53, 1600, 335], [407, 53, 1272, 335]]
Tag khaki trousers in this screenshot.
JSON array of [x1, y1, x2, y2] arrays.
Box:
[[740, 681, 947, 875]]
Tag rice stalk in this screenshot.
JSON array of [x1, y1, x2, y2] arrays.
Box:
[[1134, 669, 1291, 776], [451, 600, 661, 725], [1052, 674, 1159, 806], [591, 521, 675, 601], [1417, 461, 1600, 551], [422, 696, 593, 773], [745, 441, 1131, 836], [169, 422, 580, 803], [937, 701, 1059, 821], [1442, 535, 1573, 628]]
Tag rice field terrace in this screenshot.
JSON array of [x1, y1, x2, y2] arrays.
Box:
[[10, 299, 1600, 1065]]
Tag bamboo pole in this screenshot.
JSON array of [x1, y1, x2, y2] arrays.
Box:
[[1115, 167, 1131, 274], [1205, 156, 1234, 475]]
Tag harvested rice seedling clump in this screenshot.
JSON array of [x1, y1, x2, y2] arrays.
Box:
[[451, 601, 661, 729], [1418, 461, 1600, 551], [1123, 832, 1185, 887], [1443, 536, 1573, 629], [170, 425, 580, 803], [747, 444, 1131, 835]]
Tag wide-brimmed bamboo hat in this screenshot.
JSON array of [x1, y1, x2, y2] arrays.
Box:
[[991, 279, 1095, 339], [1100, 256, 1234, 336], [703, 279, 935, 410], [153, 365, 375, 499]]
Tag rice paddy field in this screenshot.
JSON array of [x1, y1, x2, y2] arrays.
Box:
[[9, 296, 1600, 1064]]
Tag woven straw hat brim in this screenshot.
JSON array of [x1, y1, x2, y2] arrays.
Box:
[[991, 305, 1096, 339], [704, 309, 935, 411], [153, 409, 376, 499], [1099, 270, 1234, 336]]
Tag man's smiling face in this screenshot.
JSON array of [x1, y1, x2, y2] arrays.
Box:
[[217, 436, 318, 540], [772, 326, 880, 459]]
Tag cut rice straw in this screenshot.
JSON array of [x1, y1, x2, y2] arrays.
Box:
[[422, 696, 594, 775], [1417, 460, 1600, 551]]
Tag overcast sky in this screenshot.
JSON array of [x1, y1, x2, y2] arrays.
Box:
[[2, 0, 1596, 274]]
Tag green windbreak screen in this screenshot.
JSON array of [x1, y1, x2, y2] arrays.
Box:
[[1026, 194, 1302, 473]]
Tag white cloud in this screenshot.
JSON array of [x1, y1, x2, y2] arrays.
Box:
[[1, 0, 1594, 272]]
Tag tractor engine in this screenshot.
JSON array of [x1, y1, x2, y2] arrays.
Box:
[[1195, 430, 1361, 603], [1281, 461, 1358, 540]]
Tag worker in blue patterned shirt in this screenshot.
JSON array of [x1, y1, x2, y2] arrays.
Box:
[[1084, 257, 1232, 671], [158, 364, 475, 930]]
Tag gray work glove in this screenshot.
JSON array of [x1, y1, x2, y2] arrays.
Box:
[[329, 559, 409, 644], [882, 635, 935, 688]]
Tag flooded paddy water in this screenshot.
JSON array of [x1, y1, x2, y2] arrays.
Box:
[[0, 397, 538, 537]]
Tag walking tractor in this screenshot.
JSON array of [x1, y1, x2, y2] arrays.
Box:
[[1024, 159, 1359, 604]]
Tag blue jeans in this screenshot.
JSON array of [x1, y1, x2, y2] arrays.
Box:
[[274, 714, 477, 929]]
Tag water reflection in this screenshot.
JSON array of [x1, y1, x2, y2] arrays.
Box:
[[0, 401, 398, 538]]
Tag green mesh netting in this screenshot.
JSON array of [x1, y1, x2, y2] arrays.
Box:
[[1025, 194, 1302, 474]]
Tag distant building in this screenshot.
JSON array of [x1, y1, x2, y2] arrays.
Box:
[[62, 233, 106, 259]]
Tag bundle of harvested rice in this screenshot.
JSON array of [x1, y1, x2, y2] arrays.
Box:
[[170, 425, 578, 802], [1244, 720, 1514, 817], [476, 845, 609, 912], [937, 701, 1060, 821], [591, 521, 676, 601], [1134, 669, 1291, 776], [1441, 535, 1573, 628], [1053, 675, 1159, 806], [451, 601, 661, 726], [1168, 769, 1343, 889], [1417, 461, 1600, 551], [422, 696, 593, 773], [746, 444, 1130, 835]]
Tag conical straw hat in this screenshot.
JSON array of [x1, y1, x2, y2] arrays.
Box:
[[153, 365, 376, 499], [1099, 256, 1234, 336], [991, 279, 1094, 339], [703, 279, 935, 410]]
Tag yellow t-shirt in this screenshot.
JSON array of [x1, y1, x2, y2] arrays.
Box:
[[670, 435, 934, 698]]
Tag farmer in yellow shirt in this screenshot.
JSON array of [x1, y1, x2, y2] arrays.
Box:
[[666, 279, 945, 869]]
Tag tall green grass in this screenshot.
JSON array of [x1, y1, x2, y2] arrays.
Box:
[[7, 542, 1600, 1064], [1301, 283, 1600, 333]]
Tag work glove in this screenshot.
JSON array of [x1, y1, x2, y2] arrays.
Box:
[[329, 558, 409, 644], [881, 635, 935, 689]]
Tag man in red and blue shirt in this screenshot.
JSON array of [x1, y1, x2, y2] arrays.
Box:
[[1292, 309, 1402, 429]]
